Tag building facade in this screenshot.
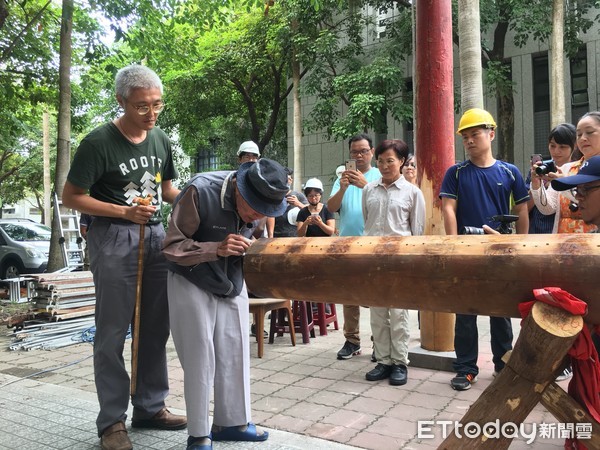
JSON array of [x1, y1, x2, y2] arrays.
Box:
[[288, 7, 600, 195]]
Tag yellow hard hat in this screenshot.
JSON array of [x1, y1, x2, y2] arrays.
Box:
[[456, 108, 497, 134]]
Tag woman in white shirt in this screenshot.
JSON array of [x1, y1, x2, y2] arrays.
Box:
[[362, 140, 425, 386], [530, 116, 600, 233]]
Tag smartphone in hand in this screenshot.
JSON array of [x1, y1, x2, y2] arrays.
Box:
[[530, 154, 542, 166], [345, 159, 357, 171]]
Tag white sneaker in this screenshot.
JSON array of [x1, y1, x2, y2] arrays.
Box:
[[556, 366, 573, 382]]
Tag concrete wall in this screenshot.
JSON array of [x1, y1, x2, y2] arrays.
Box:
[[1, 199, 42, 223]]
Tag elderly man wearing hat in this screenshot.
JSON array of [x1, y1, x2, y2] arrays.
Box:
[[162, 158, 288, 450]]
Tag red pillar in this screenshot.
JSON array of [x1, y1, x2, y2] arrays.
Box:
[[415, 0, 456, 351]]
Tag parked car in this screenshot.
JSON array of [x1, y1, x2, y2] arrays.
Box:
[[0, 219, 50, 279]]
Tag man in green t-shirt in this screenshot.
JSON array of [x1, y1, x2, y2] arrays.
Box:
[[63, 65, 185, 450]]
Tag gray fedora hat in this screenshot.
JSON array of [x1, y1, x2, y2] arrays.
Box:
[[236, 159, 288, 217]]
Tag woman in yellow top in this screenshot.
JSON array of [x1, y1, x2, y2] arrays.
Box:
[[530, 113, 600, 233]]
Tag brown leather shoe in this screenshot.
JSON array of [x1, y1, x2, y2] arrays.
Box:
[[101, 422, 132, 450], [131, 407, 187, 430]]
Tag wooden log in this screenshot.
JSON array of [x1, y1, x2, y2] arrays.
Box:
[[438, 301, 583, 449], [244, 234, 600, 324], [420, 310, 455, 351], [541, 382, 600, 450]]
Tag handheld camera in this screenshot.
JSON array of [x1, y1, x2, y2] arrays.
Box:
[[460, 214, 519, 235], [535, 160, 557, 176]]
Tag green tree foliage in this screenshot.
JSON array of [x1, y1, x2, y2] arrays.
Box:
[[0, 0, 110, 209], [303, 2, 413, 141], [115, 3, 293, 167], [0, 0, 59, 205], [107, 0, 371, 168], [0, 104, 57, 219]]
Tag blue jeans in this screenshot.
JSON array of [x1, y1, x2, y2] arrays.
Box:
[[452, 314, 513, 376]]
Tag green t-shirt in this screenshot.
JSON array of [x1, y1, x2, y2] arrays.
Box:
[[68, 122, 178, 224]]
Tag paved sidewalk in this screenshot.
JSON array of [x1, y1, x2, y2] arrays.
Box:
[[0, 307, 570, 449]]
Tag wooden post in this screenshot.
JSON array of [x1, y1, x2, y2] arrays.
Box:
[[438, 301, 583, 449], [130, 196, 151, 396], [420, 310, 455, 351], [541, 382, 600, 450], [415, 0, 456, 352]]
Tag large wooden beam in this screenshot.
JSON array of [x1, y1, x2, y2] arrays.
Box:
[[244, 234, 600, 324]]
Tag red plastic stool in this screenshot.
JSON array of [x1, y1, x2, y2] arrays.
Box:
[[289, 300, 316, 344], [272, 300, 314, 344], [313, 302, 339, 336]]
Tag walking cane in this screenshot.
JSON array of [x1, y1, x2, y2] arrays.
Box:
[[131, 196, 152, 396]]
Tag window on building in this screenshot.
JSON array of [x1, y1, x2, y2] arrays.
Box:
[[375, 4, 402, 40], [532, 48, 589, 156], [194, 139, 221, 173], [194, 149, 219, 173], [570, 47, 588, 123], [532, 53, 550, 155]]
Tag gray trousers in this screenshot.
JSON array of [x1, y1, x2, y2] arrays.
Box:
[[167, 272, 251, 438], [88, 218, 170, 435]]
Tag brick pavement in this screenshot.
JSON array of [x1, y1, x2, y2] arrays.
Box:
[[0, 306, 571, 449]]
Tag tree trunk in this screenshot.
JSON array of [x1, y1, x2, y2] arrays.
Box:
[[291, 19, 303, 192], [496, 67, 514, 162], [47, 0, 73, 272], [43, 109, 51, 226], [550, 0, 566, 127], [458, 0, 483, 111]]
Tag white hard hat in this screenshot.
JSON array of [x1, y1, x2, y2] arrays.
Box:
[[287, 207, 300, 225], [237, 141, 260, 156], [335, 165, 345, 178], [304, 178, 323, 192]]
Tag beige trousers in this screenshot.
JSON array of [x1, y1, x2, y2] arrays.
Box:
[[370, 307, 410, 366], [342, 304, 361, 345]]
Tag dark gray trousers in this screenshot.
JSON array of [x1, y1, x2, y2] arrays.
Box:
[[88, 218, 170, 435]]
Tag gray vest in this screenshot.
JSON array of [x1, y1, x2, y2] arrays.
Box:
[[167, 171, 254, 297]]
